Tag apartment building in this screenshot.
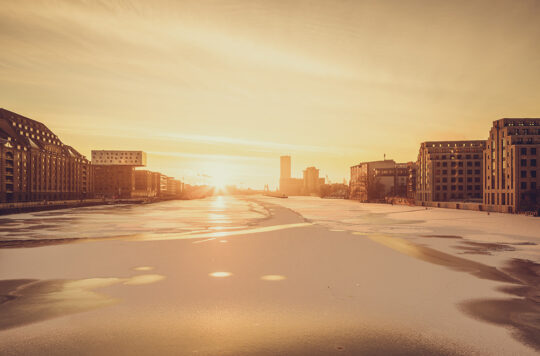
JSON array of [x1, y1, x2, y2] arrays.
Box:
[[416, 141, 485, 203], [484, 118, 540, 213], [0, 108, 93, 203]]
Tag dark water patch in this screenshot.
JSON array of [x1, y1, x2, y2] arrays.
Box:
[[0, 278, 119, 331], [460, 258, 540, 351], [0, 238, 92, 249], [421, 234, 463, 239], [368, 235, 520, 284], [509, 242, 538, 246], [454, 241, 516, 255], [369, 235, 540, 350]]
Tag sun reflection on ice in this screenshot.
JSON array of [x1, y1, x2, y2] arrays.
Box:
[[209, 272, 232, 278]]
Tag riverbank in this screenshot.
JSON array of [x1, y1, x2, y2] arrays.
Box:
[[0, 196, 191, 216]]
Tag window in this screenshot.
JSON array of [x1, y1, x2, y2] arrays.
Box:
[[532, 171, 537, 178], [531, 148, 537, 155], [475, 170, 480, 174], [467, 162, 472, 167], [521, 182, 527, 189], [521, 148, 527, 155], [467, 185, 472, 190], [475, 185, 481, 190], [532, 182, 537, 189], [467, 169, 472, 174], [521, 171, 527, 178], [521, 159, 527, 166], [532, 159, 537, 167]]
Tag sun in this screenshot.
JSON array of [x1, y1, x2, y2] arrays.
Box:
[[207, 163, 233, 191]]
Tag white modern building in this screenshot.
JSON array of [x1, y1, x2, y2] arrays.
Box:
[[91, 150, 147, 166]]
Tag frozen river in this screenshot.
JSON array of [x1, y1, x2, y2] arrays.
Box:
[[1, 196, 539, 355]]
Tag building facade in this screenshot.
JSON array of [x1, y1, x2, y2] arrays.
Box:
[[165, 176, 183, 196], [133, 170, 160, 198], [93, 165, 134, 199], [406, 162, 417, 200], [350, 160, 410, 202], [302, 166, 325, 195], [91, 150, 146, 166], [91, 150, 147, 198], [416, 140, 485, 203], [484, 118, 540, 213], [0, 108, 93, 203], [279, 155, 303, 195]]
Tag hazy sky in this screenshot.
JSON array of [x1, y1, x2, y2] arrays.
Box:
[[1, 0, 540, 188]]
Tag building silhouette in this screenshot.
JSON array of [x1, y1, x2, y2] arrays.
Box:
[[279, 155, 302, 195], [303, 166, 325, 195], [350, 159, 412, 202]]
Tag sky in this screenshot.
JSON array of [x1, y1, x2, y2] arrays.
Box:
[[1, 0, 540, 189]]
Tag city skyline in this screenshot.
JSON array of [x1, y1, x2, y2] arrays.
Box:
[[2, 0, 540, 188]]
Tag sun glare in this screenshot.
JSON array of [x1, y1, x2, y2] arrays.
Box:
[[207, 163, 233, 191]]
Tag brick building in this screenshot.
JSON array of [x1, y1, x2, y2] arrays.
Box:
[[0, 108, 93, 203]]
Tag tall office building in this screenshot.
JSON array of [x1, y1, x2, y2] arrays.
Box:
[[279, 155, 302, 195], [0, 108, 93, 203], [416, 140, 485, 203], [302, 166, 325, 195], [280, 155, 291, 179], [484, 118, 540, 213]]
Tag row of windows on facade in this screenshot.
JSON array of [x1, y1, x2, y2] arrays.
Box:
[[94, 152, 139, 156], [425, 143, 483, 148], [519, 170, 538, 178], [433, 193, 481, 200], [94, 160, 139, 163], [435, 185, 482, 191], [434, 177, 481, 183], [10, 121, 58, 139], [434, 161, 481, 168], [518, 147, 538, 155], [495, 129, 540, 137], [434, 169, 482, 175], [3, 148, 87, 163], [428, 154, 481, 160]]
